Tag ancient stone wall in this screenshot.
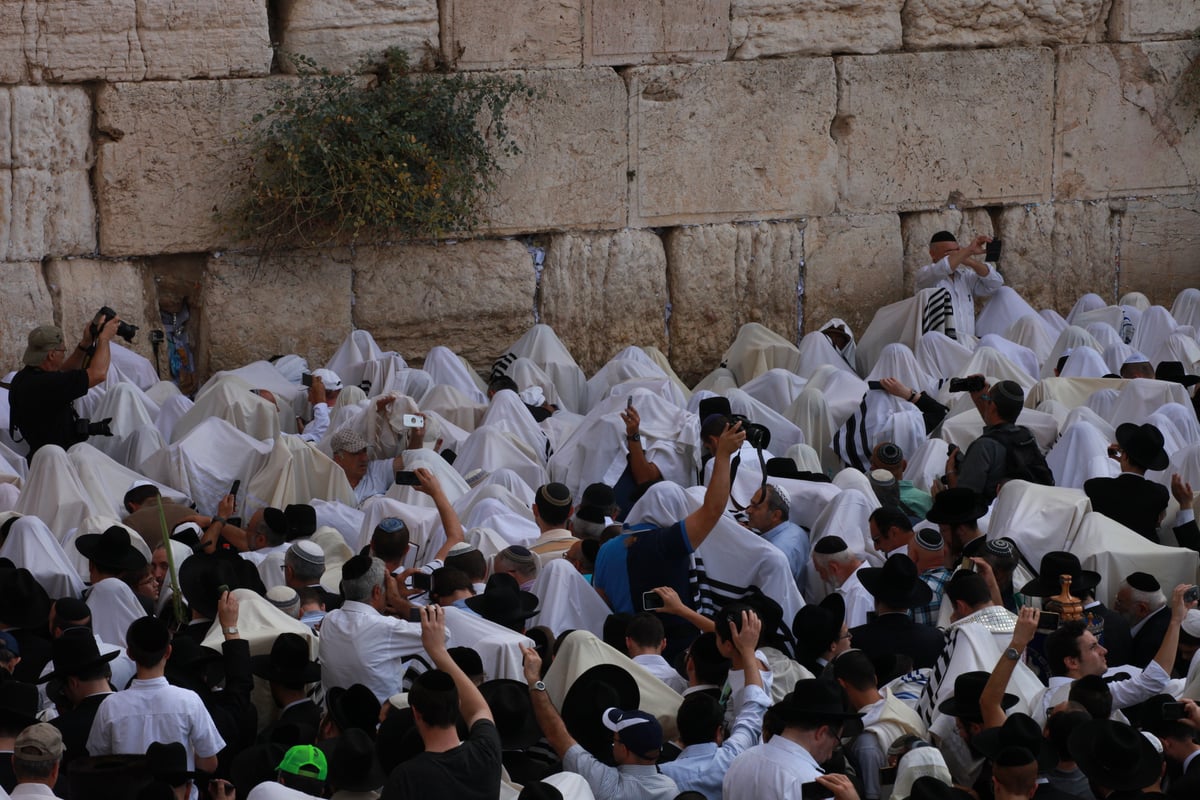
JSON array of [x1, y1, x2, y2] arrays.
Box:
[[1, 0, 1197, 383]]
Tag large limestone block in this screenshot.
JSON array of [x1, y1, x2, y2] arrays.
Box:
[[95, 79, 284, 257], [1, 87, 95, 261], [201, 252, 354, 374], [802, 214, 903, 337], [836, 49, 1055, 212], [539, 230, 669, 373], [1116, 197, 1200, 306], [44, 259, 162, 363], [994, 203, 1116, 314], [443, 0, 582, 69], [1109, 0, 1200, 41], [899, 209, 994, 296], [277, 0, 438, 73], [0, 3, 23, 83], [731, 0, 902, 59], [1054, 42, 1200, 200], [665, 221, 804, 382], [352, 240, 536, 368], [901, 0, 1108, 49], [585, 0, 730, 65], [18, 0, 271, 82], [0, 263, 55, 370], [629, 58, 837, 226], [483, 68, 627, 234]]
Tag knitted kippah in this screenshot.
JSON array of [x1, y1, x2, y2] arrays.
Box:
[[876, 442, 903, 466], [537, 482, 572, 508], [915, 528, 944, 552]]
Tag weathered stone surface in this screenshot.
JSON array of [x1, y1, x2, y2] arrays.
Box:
[[95, 79, 284, 257], [1109, 0, 1200, 41], [1116, 197, 1200, 306], [1055, 42, 1200, 200], [539, 229, 668, 373], [1, 87, 95, 261], [802, 214, 903, 336], [629, 58, 837, 226], [0, 3, 23, 83], [201, 251, 354, 374], [901, 0, 1108, 49], [665, 221, 804, 382], [0, 263, 55, 370], [483, 68, 627, 234], [44, 259, 162, 363], [353, 240, 536, 368], [444, 0, 582, 69], [585, 0, 730, 65], [277, 0, 439, 73], [731, 0, 902, 59], [836, 48, 1055, 212], [994, 202, 1116, 314], [899, 209, 994, 296]]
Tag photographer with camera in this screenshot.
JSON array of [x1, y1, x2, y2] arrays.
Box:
[[8, 311, 124, 461]]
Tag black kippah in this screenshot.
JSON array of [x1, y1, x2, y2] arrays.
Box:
[[537, 482, 572, 507], [54, 597, 91, 622], [994, 746, 1036, 767], [930, 230, 957, 244], [814, 536, 848, 555], [876, 442, 903, 466], [1126, 571, 1160, 592], [341, 554, 372, 583]]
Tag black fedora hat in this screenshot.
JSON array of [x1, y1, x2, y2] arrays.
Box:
[[1155, 361, 1200, 387], [908, 776, 974, 800], [764, 457, 830, 483], [859, 554, 934, 609], [146, 741, 199, 786], [561, 664, 640, 765], [925, 488, 988, 525], [0, 680, 39, 728], [75, 525, 147, 572], [1115, 422, 1169, 472], [776, 679, 863, 733], [178, 552, 264, 619], [697, 396, 733, 421], [480, 678, 541, 749], [327, 683, 380, 737], [0, 567, 52, 629], [465, 573, 540, 631], [792, 592, 845, 656], [937, 671, 1017, 723], [1068, 719, 1162, 791], [1019, 551, 1101, 599], [973, 712, 1057, 770], [264, 504, 317, 542], [327, 727, 386, 792], [251, 633, 320, 690], [38, 627, 119, 684]]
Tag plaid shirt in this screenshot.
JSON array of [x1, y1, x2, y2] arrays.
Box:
[[913, 567, 951, 626]]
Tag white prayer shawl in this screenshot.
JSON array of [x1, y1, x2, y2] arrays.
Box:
[[172, 373, 282, 443], [1170, 444, 1200, 489], [1131, 306, 1179, 360], [726, 388, 806, 456], [1120, 291, 1151, 312], [155, 539, 193, 615], [1072, 305, 1126, 333], [1172, 288, 1200, 330], [105, 342, 159, 391], [903, 438, 951, 493], [0, 440, 28, 486], [1041, 326, 1103, 379], [943, 348, 1036, 410], [1100, 342, 1135, 376], [417, 410, 471, 457], [977, 335, 1040, 385], [0, 516, 86, 598], [498, 325, 586, 413], [68, 442, 190, 521], [769, 473, 842, 531], [720, 322, 802, 385], [1061, 405, 1117, 444], [310, 499, 365, 551], [1153, 332, 1200, 374], [422, 346, 489, 405], [916, 331, 973, 382], [594, 376, 688, 415], [542, 630, 683, 741], [701, 443, 776, 511], [890, 746, 952, 800], [832, 391, 926, 475], [529, 558, 610, 638], [1067, 293, 1107, 326], [420, 384, 484, 433], [1059, 347, 1110, 378], [384, 447, 470, 511], [465, 526, 516, 566], [785, 388, 840, 477], [804, 488, 876, 604], [363, 392, 421, 458], [155, 394, 194, 444], [690, 367, 738, 396], [737, 369, 809, 413], [1086, 388, 1122, 422], [325, 329, 386, 389], [455, 426, 548, 495], [585, 348, 669, 409], [357, 497, 443, 566], [1004, 315, 1057, 366], [479, 390, 551, 462], [1084, 322, 1124, 353], [14, 446, 100, 540], [270, 354, 309, 385], [221, 361, 304, 433], [1046, 420, 1119, 489], [856, 288, 959, 376], [86, 382, 161, 465], [108, 425, 170, 475], [1025, 377, 1126, 413], [975, 286, 1042, 339], [938, 406, 1059, 456], [797, 330, 857, 380], [541, 772, 597, 800], [443, 606, 533, 682], [819, 318, 859, 373], [1108, 380, 1191, 428], [1071, 511, 1200, 607], [454, 474, 535, 520], [242, 435, 356, 522], [868, 343, 937, 396], [141, 417, 274, 517], [1149, 409, 1193, 454], [1039, 308, 1069, 337], [461, 496, 539, 547], [546, 387, 699, 499], [375, 365, 434, 406], [0, 484, 18, 512], [144, 380, 183, 406], [87, 576, 147, 648]]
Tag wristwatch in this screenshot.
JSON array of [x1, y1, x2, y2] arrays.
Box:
[[1004, 646, 1021, 662], [626, 432, 640, 442], [531, 680, 547, 693], [224, 626, 239, 636]]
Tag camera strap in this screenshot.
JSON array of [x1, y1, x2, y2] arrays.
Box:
[[727, 445, 768, 512]]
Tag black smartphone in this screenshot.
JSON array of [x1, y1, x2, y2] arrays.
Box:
[[627, 395, 634, 409], [411, 572, 432, 592], [643, 591, 665, 610], [800, 782, 834, 800], [1162, 701, 1187, 721], [1036, 611, 1060, 632], [985, 238, 1002, 263], [229, 479, 240, 499], [395, 471, 420, 486], [217, 584, 231, 596], [407, 608, 423, 623], [226, 517, 242, 528], [1185, 585, 1200, 604], [880, 766, 898, 785], [301, 373, 313, 387], [867, 380, 883, 390]]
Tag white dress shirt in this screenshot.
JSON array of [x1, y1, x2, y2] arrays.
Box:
[[632, 653, 688, 694], [318, 600, 427, 703], [838, 563, 874, 629], [661, 684, 770, 800], [352, 460, 396, 506], [915, 257, 1004, 338], [1039, 661, 1170, 720], [85, 677, 224, 769], [299, 402, 331, 443], [723, 734, 823, 800]]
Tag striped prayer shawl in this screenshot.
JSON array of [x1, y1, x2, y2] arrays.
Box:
[[923, 287, 958, 341]]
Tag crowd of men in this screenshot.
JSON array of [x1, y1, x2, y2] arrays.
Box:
[[0, 231, 1198, 800]]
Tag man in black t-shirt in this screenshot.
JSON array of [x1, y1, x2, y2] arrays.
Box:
[[382, 605, 502, 800], [8, 315, 121, 460]]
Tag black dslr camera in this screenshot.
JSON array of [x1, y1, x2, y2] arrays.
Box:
[[74, 417, 114, 438], [92, 306, 139, 343], [728, 414, 771, 450], [948, 375, 985, 393]]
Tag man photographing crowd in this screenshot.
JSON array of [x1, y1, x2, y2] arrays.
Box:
[[8, 313, 123, 460]]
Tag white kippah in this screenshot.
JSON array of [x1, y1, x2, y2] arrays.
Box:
[[1182, 609, 1200, 639], [288, 539, 325, 566], [266, 585, 300, 612], [1123, 351, 1150, 364]]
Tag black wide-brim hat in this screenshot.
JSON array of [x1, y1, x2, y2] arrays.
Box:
[[859, 554, 934, 609], [327, 727, 386, 792], [1069, 719, 1163, 791], [973, 712, 1058, 770], [1155, 361, 1200, 387], [1116, 422, 1169, 472], [938, 671, 1018, 722], [265, 504, 317, 541], [561, 664, 640, 765], [925, 488, 988, 525], [0, 567, 52, 629], [464, 573, 540, 627], [792, 592, 845, 652], [1019, 551, 1102, 599], [327, 683, 381, 736], [250, 632, 320, 689], [775, 679, 864, 735], [0, 680, 39, 729], [146, 741, 201, 784], [75, 525, 147, 572], [480, 678, 542, 750], [178, 551, 264, 619], [38, 627, 120, 684]]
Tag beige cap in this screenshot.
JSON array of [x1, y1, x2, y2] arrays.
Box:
[[14, 722, 64, 761], [22, 325, 64, 366]]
